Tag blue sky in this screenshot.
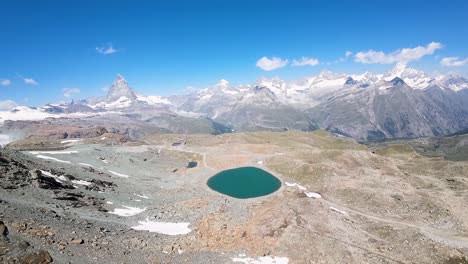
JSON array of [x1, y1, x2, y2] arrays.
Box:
[[1, 0, 467, 106]]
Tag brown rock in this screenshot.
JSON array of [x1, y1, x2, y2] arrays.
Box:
[[19, 250, 53, 264], [70, 239, 84, 244]]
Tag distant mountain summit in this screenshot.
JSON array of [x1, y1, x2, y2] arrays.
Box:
[[106, 74, 137, 102], [383, 63, 434, 89], [2, 64, 467, 141]]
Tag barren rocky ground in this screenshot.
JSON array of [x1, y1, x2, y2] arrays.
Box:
[[1, 130, 468, 263]]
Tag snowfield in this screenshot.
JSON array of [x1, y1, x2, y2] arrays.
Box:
[[131, 219, 191, 235], [232, 255, 289, 264], [35, 155, 71, 164], [108, 170, 130, 178], [109, 206, 146, 217]]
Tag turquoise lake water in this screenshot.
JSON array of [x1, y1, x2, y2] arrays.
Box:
[[207, 167, 281, 199]]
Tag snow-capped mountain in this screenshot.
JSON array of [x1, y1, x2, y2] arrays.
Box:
[[435, 74, 468, 92], [1, 64, 467, 142], [87, 75, 172, 110], [382, 63, 434, 89], [169, 64, 468, 140], [106, 74, 137, 102]]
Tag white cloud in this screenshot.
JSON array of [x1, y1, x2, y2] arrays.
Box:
[[24, 78, 38, 85], [440, 57, 468, 67], [1, 79, 11, 86], [63, 88, 81, 98], [96, 43, 118, 55], [256, 56, 288, 71], [345, 51, 353, 57], [292, 56, 320, 67], [0, 100, 18, 111], [354, 42, 443, 64]]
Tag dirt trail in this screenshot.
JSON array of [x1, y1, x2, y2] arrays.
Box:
[[324, 198, 468, 249]]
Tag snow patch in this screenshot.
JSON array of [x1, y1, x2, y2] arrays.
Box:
[[106, 201, 113, 205], [78, 163, 93, 167], [305, 192, 321, 199], [60, 139, 81, 144], [131, 219, 191, 235], [40, 170, 68, 183], [71, 180, 92, 186], [109, 206, 146, 217], [35, 155, 71, 164], [29, 150, 78, 155], [133, 194, 149, 199], [108, 170, 130, 178], [284, 181, 306, 190], [232, 256, 289, 264]]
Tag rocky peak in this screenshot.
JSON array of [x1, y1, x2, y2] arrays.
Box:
[[390, 77, 406, 86], [106, 74, 137, 102], [384, 63, 433, 89], [345, 77, 357, 85]]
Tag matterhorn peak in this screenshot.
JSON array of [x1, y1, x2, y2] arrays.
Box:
[[116, 74, 126, 81], [105, 74, 137, 102]]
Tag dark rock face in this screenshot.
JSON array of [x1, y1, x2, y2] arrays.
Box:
[[30, 170, 74, 190], [309, 80, 468, 141], [345, 77, 357, 85]]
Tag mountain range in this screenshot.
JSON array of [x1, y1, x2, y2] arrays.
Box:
[[1, 63, 467, 142]]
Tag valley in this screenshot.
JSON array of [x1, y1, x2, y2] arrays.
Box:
[[1, 130, 467, 263]]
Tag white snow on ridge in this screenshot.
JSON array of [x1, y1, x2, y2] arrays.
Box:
[[232, 256, 289, 264], [108, 170, 130, 178], [136, 95, 172, 105], [35, 155, 71, 164], [109, 206, 146, 217], [90, 96, 132, 109], [131, 219, 191, 235]]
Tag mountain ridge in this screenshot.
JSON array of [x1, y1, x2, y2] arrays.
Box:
[[1, 64, 467, 141]]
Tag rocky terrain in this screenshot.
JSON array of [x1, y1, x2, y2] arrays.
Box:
[[0, 130, 467, 263]]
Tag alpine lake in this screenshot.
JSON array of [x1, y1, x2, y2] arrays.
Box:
[[207, 166, 281, 199]]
